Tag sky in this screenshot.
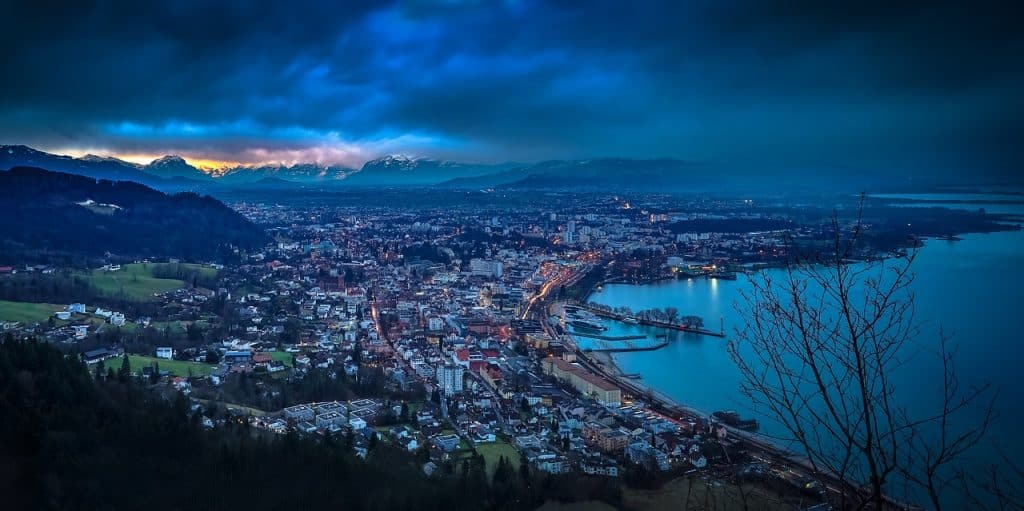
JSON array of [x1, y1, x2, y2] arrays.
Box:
[[1, 0, 1021, 179]]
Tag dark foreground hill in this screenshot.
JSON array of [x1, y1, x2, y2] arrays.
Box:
[[0, 339, 622, 511], [0, 166, 265, 264]]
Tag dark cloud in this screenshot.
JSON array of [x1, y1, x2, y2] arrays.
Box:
[[0, 0, 1020, 178]]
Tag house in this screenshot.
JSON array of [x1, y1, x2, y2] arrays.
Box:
[[224, 350, 253, 364], [155, 347, 174, 360], [397, 436, 419, 452], [578, 453, 619, 477], [535, 456, 571, 474], [626, 441, 671, 471], [252, 352, 272, 366], [349, 417, 367, 429], [480, 363, 503, 388], [82, 347, 117, 364], [432, 434, 461, 452]]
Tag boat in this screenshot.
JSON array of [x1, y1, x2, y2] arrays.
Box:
[[569, 319, 607, 332], [622, 317, 639, 324], [712, 410, 759, 431]]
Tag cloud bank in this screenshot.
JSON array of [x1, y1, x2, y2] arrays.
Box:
[[1, 0, 1020, 179]]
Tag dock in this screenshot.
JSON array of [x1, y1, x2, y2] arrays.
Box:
[[583, 339, 668, 352], [569, 332, 648, 341]]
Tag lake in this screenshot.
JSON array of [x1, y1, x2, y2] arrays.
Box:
[[585, 194, 1024, 504]]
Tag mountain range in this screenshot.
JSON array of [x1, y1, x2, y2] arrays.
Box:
[[1, 144, 724, 191], [2, 144, 972, 193]]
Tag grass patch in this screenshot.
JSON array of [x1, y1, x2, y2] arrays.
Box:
[[0, 300, 64, 323], [116, 354, 215, 377], [475, 438, 523, 477], [78, 263, 216, 302], [79, 264, 185, 301], [193, 398, 268, 416], [149, 320, 187, 334], [535, 501, 618, 511], [269, 351, 295, 367], [622, 476, 792, 511]]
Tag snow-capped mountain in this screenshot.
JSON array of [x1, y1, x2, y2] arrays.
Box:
[[0, 145, 157, 183], [143, 155, 212, 181], [218, 163, 353, 184], [346, 155, 515, 185]]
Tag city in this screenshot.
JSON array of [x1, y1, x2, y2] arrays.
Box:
[[2, 1, 1022, 510]]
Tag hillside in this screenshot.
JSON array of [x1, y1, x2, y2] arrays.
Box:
[[345, 156, 520, 186], [0, 166, 265, 264]]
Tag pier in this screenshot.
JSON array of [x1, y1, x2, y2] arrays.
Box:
[[583, 338, 668, 352], [568, 332, 647, 341]]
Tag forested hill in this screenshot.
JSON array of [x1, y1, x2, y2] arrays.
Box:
[[0, 166, 265, 264], [0, 339, 620, 510]]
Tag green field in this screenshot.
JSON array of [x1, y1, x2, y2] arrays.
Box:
[[114, 354, 215, 377], [79, 263, 216, 301], [476, 438, 524, 477], [0, 300, 64, 323], [269, 351, 295, 366]]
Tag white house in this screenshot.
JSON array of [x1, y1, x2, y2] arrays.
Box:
[[155, 347, 173, 359]]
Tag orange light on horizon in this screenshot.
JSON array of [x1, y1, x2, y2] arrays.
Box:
[[47, 148, 259, 173]]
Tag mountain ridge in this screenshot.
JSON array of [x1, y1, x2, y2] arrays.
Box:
[[0, 165, 265, 263]]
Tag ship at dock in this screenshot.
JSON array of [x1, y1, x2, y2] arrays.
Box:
[[563, 308, 608, 332], [712, 410, 760, 431], [569, 319, 607, 332]]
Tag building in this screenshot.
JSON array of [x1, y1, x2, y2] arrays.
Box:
[[579, 453, 619, 477], [542, 357, 622, 406], [435, 365, 464, 395], [480, 363, 503, 389], [433, 433, 461, 452], [82, 347, 117, 364], [469, 258, 503, 278], [315, 411, 345, 429], [626, 441, 671, 471], [582, 422, 630, 452], [223, 350, 253, 364], [427, 316, 444, 332], [283, 404, 315, 422], [155, 347, 173, 360]]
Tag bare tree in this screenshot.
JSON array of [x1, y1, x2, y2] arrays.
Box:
[[727, 203, 993, 510], [664, 306, 679, 324]]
